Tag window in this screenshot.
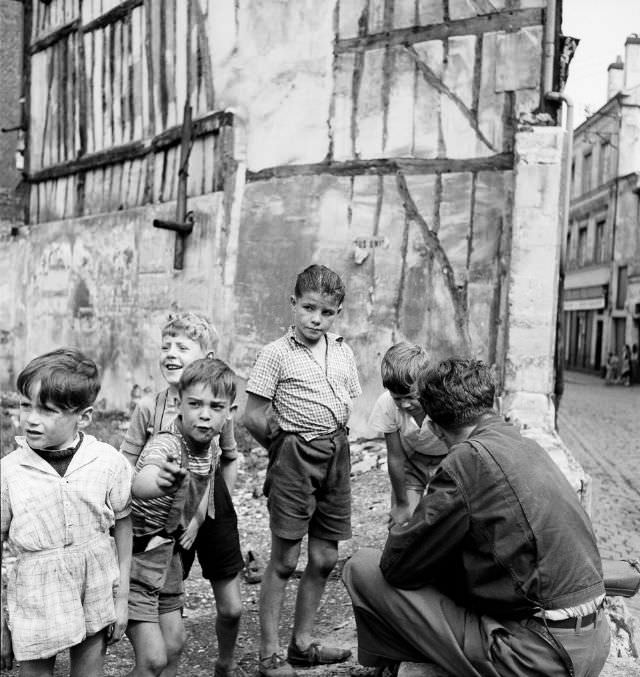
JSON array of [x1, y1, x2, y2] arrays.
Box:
[[616, 266, 628, 309], [582, 150, 593, 193], [598, 141, 611, 184], [577, 226, 588, 266], [571, 160, 576, 197], [566, 229, 572, 264], [594, 219, 605, 263]]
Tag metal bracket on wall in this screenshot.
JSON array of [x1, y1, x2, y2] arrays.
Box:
[[153, 210, 195, 269]]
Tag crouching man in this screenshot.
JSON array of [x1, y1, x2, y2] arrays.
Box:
[[343, 359, 610, 677]]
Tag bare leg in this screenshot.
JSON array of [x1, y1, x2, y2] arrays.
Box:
[[69, 629, 107, 677], [125, 620, 168, 677], [158, 611, 185, 677], [291, 536, 338, 649], [259, 534, 302, 657], [212, 575, 243, 670], [18, 656, 56, 677]]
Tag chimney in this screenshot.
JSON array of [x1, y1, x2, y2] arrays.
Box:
[[607, 55, 624, 100], [624, 34, 640, 89]]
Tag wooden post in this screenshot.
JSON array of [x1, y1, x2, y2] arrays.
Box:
[[152, 100, 194, 270]]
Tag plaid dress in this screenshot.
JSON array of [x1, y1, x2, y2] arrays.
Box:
[[1, 435, 132, 660]]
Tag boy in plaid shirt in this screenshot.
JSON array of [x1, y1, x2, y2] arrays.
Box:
[[243, 264, 361, 677]]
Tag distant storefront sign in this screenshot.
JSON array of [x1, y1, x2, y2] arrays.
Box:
[[564, 285, 606, 311]]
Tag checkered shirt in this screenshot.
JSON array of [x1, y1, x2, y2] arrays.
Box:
[[1, 435, 132, 660], [247, 327, 362, 440]]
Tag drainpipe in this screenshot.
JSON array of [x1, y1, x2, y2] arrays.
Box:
[[542, 0, 573, 420], [545, 92, 574, 421]]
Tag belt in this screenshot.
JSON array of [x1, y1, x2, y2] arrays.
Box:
[[537, 611, 598, 629]]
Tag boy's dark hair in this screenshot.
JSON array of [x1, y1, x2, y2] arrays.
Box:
[[178, 358, 236, 403], [417, 358, 495, 430], [17, 348, 101, 411], [294, 264, 345, 305], [381, 342, 430, 395]]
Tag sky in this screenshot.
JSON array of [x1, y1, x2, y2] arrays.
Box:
[[562, 0, 640, 125]]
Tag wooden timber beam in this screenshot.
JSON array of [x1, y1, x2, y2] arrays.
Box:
[[28, 111, 233, 182], [29, 18, 79, 54], [335, 8, 544, 53], [245, 153, 514, 183], [82, 0, 144, 34]]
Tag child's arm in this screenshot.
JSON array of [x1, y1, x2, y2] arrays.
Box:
[[133, 451, 186, 499], [120, 401, 153, 467], [1, 535, 13, 672], [108, 515, 132, 645], [243, 393, 273, 449], [385, 431, 413, 527]]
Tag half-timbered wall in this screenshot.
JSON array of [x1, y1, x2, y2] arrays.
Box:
[[27, 0, 228, 223], [6, 0, 567, 435]]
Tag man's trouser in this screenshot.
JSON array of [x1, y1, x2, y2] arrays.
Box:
[[342, 549, 610, 677]]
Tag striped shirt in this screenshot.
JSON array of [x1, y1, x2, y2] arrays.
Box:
[[247, 327, 361, 440], [131, 419, 213, 537]]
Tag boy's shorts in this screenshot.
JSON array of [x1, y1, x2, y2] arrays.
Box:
[[264, 429, 351, 541], [128, 539, 184, 622], [180, 468, 244, 581], [404, 451, 447, 492]]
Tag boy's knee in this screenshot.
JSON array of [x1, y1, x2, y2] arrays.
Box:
[[271, 558, 298, 580], [136, 652, 169, 676], [164, 625, 186, 660], [309, 550, 338, 577], [217, 602, 243, 623]]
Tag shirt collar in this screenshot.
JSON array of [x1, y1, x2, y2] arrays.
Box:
[[286, 326, 343, 347]]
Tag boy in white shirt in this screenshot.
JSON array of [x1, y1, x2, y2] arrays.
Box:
[[369, 343, 447, 526]]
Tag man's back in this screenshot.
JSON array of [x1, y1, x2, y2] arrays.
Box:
[[382, 415, 605, 619]]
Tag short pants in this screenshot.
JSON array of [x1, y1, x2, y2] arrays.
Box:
[[179, 468, 244, 581], [405, 450, 447, 492], [128, 539, 184, 622], [265, 429, 351, 541]]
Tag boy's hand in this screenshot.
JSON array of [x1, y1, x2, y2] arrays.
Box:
[[388, 504, 413, 528], [107, 597, 128, 645], [1, 618, 13, 670], [156, 453, 186, 492], [179, 517, 201, 550]]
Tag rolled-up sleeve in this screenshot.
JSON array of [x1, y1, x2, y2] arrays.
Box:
[[380, 467, 469, 589]]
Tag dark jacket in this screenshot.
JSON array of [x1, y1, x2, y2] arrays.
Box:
[[380, 415, 604, 620]]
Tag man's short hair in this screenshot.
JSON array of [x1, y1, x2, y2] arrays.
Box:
[[17, 348, 101, 411], [381, 342, 429, 395], [417, 358, 495, 430], [178, 358, 236, 404], [161, 312, 219, 354], [294, 265, 345, 305]]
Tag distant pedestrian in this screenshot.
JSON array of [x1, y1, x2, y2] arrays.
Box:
[[605, 352, 619, 385], [620, 345, 631, 387], [632, 344, 639, 384]]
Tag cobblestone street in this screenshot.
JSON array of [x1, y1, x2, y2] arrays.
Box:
[[557, 371, 640, 618]]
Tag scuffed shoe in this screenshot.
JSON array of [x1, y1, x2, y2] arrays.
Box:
[[259, 653, 297, 677], [287, 641, 351, 666]]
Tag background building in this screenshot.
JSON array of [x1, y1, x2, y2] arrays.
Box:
[[564, 35, 640, 373]]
